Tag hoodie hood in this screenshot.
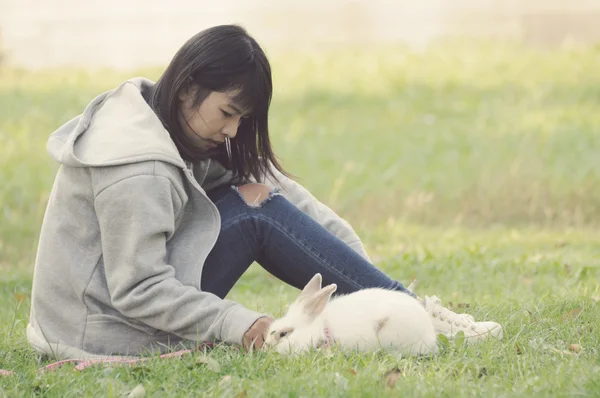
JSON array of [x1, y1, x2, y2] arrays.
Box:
[[47, 78, 186, 169]]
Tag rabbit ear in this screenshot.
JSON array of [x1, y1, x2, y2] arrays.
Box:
[[298, 273, 323, 300], [302, 284, 337, 318]]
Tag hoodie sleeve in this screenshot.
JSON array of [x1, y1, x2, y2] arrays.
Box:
[[254, 165, 371, 262], [94, 174, 265, 346]]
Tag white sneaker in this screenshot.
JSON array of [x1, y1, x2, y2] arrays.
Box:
[[407, 281, 503, 343]]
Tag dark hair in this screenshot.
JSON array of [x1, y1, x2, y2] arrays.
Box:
[[146, 24, 288, 183]]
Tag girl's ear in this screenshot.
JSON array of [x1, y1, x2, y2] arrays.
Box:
[[302, 284, 337, 318], [178, 81, 198, 103], [297, 273, 323, 301]]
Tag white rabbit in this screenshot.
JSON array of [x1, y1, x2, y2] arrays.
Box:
[[264, 273, 439, 356]]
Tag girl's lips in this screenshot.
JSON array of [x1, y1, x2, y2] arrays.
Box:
[[205, 140, 220, 148]]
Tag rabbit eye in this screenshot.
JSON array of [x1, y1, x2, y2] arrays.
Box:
[[279, 331, 288, 338]]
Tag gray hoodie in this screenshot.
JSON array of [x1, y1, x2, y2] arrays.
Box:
[[27, 78, 370, 359]]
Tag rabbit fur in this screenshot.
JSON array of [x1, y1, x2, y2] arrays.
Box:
[[264, 273, 439, 356]]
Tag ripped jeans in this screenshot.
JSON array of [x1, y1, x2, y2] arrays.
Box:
[[200, 185, 412, 299]]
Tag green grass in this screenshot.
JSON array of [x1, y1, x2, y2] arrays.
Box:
[[1, 40, 600, 396]]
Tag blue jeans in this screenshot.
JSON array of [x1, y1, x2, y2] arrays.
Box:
[[201, 185, 412, 299]]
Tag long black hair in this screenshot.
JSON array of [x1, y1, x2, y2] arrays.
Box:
[[146, 24, 288, 183]]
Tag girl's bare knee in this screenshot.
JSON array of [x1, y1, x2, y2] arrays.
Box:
[[236, 183, 273, 207]]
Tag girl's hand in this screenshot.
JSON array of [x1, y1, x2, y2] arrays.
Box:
[[242, 316, 274, 351]]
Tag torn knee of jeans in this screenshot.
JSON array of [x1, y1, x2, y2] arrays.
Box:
[[232, 183, 281, 208]]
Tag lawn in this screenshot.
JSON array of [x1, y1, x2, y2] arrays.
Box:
[[1, 40, 599, 396]]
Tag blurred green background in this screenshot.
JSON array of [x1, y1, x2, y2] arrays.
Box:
[[1, 42, 599, 271]]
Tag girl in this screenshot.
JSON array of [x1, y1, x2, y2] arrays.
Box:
[[28, 25, 501, 359]]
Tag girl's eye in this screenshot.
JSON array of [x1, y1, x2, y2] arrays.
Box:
[[221, 110, 233, 118]]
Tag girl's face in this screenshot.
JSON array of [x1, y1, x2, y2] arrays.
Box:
[[178, 86, 248, 152]]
